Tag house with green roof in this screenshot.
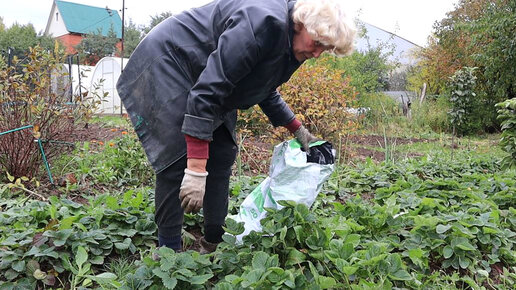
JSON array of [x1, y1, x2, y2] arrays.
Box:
[[44, 0, 122, 56]]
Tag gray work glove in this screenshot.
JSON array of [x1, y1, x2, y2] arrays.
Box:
[[179, 169, 209, 213], [294, 125, 320, 153]]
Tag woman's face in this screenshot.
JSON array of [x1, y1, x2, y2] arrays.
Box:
[[292, 24, 333, 62]]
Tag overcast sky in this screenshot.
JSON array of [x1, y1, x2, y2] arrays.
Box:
[[1, 0, 459, 47]]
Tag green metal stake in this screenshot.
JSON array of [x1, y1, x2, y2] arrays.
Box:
[[37, 138, 54, 184]]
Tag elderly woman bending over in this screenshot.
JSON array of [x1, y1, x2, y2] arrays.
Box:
[[117, 0, 356, 253]]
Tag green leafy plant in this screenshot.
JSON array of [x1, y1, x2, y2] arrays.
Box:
[[0, 189, 156, 288], [63, 246, 118, 289], [496, 98, 516, 169], [56, 134, 154, 191], [448, 66, 480, 136]]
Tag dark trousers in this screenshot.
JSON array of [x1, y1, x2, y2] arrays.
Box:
[[154, 125, 237, 243]]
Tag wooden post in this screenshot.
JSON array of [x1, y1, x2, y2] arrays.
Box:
[[419, 82, 427, 105]]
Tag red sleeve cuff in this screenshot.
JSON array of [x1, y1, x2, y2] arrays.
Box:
[[284, 119, 302, 134], [185, 135, 210, 159]]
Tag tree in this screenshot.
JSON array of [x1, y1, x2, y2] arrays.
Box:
[[448, 67, 481, 136], [312, 23, 396, 94], [0, 22, 56, 62], [408, 0, 515, 132], [143, 12, 173, 35], [408, 0, 491, 96], [317, 48, 394, 94], [122, 19, 143, 57], [469, 0, 516, 101], [75, 27, 119, 65]]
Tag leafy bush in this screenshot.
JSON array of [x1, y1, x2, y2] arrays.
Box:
[[0, 45, 101, 180], [54, 134, 154, 191], [496, 98, 516, 169], [80, 135, 153, 188], [448, 67, 481, 136], [238, 62, 358, 142]]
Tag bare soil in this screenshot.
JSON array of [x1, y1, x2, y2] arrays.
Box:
[[65, 123, 433, 173], [62, 123, 129, 145], [238, 135, 433, 175], [35, 124, 434, 191]]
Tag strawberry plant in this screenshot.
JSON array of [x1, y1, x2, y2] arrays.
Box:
[[0, 189, 156, 288], [1, 136, 516, 288]]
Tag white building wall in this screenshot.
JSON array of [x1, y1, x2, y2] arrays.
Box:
[[45, 3, 68, 37]]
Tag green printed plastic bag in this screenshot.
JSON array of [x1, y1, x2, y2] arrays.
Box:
[[231, 139, 335, 241]]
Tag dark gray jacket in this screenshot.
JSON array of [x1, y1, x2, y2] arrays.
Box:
[[117, 0, 301, 173]]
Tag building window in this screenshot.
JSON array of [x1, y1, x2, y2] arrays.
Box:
[[56, 12, 59, 21]]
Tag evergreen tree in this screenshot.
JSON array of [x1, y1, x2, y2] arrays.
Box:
[[75, 26, 119, 65]]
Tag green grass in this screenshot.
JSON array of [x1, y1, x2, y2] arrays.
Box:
[[395, 134, 503, 154], [341, 131, 504, 166], [89, 114, 131, 128], [104, 257, 139, 281]]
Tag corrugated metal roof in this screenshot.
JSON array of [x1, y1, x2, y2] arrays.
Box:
[[55, 0, 122, 38]]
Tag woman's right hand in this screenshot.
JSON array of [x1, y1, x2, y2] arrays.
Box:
[[179, 162, 208, 213]]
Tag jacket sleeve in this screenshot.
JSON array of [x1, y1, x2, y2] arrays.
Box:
[[181, 9, 281, 140], [259, 90, 296, 127]]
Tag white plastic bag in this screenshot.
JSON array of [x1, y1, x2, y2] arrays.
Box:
[[231, 139, 336, 241]]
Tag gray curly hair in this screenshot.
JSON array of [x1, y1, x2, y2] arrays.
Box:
[[293, 0, 356, 56]]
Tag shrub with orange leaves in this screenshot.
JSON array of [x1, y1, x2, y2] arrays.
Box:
[[237, 61, 358, 143]]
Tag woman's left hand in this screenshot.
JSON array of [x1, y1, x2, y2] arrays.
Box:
[[294, 125, 320, 152]]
